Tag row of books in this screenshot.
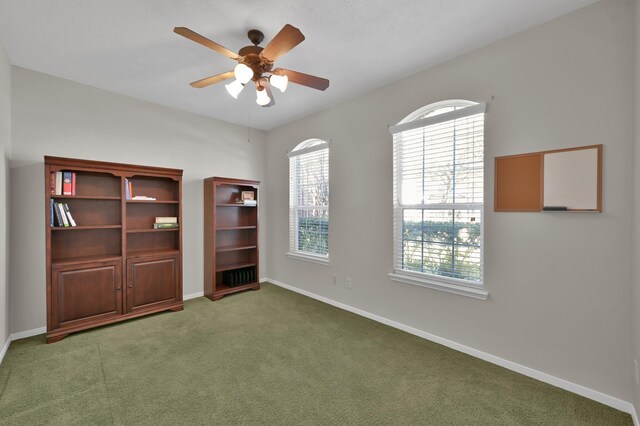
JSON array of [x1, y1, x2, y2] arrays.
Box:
[[153, 216, 179, 229], [125, 178, 157, 201], [50, 200, 77, 227], [49, 171, 76, 196]]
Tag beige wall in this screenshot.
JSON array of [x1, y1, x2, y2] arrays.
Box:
[[9, 68, 267, 333], [633, 0, 640, 414], [266, 0, 634, 402], [0, 43, 10, 348]]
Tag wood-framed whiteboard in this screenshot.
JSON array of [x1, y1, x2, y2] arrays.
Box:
[[495, 144, 602, 212]]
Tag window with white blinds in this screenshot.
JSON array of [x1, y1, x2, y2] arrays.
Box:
[[390, 101, 486, 294], [288, 139, 329, 261]]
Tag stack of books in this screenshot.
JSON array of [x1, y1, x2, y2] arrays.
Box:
[[235, 199, 257, 206], [50, 200, 77, 227], [154, 217, 179, 229], [49, 171, 76, 196]]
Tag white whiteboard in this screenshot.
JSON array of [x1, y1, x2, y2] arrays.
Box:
[[543, 148, 599, 210]]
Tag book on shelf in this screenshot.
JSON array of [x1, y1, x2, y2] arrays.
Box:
[[153, 223, 179, 229], [132, 195, 156, 201], [50, 171, 76, 195], [62, 171, 72, 195], [50, 201, 77, 227], [49, 172, 56, 195], [63, 203, 77, 227], [125, 178, 131, 200], [52, 200, 63, 226], [235, 199, 257, 206], [155, 217, 177, 224], [56, 202, 70, 227], [55, 172, 62, 195]]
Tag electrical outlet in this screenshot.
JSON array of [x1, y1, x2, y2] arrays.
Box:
[[345, 277, 352, 289], [331, 275, 337, 285], [635, 359, 639, 387]]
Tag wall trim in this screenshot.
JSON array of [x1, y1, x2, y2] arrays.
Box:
[[0, 326, 47, 366], [631, 406, 638, 426], [262, 277, 636, 418], [184, 291, 204, 301], [11, 326, 46, 341], [0, 336, 10, 366]]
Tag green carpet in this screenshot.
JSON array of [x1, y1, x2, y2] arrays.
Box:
[[0, 283, 632, 425]]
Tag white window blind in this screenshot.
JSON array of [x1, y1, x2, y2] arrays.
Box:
[[391, 102, 485, 287], [289, 139, 329, 258]]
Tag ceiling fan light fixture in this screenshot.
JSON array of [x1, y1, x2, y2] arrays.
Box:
[[270, 74, 288, 93], [225, 79, 244, 99], [256, 86, 271, 106], [234, 63, 254, 84]]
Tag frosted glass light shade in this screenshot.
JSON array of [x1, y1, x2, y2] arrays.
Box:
[[256, 88, 271, 106], [234, 63, 253, 84], [225, 80, 244, 99], [270, 74, 288, 93]]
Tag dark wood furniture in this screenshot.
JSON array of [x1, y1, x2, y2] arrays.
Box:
[[45, 156, 183, 343], [204, 177, 260, 301]]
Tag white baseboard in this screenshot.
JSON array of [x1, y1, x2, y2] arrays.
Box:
[[263, 278, 637, 418], [631, 405, 639, 426], [184, 291, 204, 301], [0, 326, 47, 366], [11, 326, 46, 341], [0, 335, 10, 366]]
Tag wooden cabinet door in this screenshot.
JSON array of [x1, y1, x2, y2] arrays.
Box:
[[51, 260, 122, 330], [126, 255, 179, 313]]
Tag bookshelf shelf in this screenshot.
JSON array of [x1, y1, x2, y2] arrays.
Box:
[[45, 156, 183, 343], [205, 177, 260, 301], [52, 225, 122, 231], [216, 203, 257, 207], [214, 282, 260, 297], [216, 225, 256, 231], [52, 254, 122, 266], [216, 245, 257, 253], [127, 248, 180, 258], [216, 261, 257, 272], [126, 200, 179, 204], [127, 228, 180, 234], [52, 195, 122, 201]]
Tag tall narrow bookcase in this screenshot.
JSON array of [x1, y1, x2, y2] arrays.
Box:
[[45, 156, 183, 343], [204, 177, 260, 301]]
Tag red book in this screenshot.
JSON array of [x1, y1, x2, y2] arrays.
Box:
[[62, 171, 72, 195], [49, 172, 56, 195], [71, 172, 76, 196]]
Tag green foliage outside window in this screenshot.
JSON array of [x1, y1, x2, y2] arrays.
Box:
[[402, 218, 481, 281], [297, 216, 329, 256]]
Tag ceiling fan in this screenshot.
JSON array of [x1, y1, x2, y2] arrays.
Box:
[[174, 24, 330, 107]]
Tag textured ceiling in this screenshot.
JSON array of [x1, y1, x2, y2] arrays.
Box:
[[0, 0, 596, 130]]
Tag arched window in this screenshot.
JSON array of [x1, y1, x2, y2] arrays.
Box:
[[288, 139, 329, 262], [389, 100, 487, 298]]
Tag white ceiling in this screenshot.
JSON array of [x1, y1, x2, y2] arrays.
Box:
[[0, 0, 596, 131]]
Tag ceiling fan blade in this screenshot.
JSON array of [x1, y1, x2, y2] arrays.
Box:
[[190, 71, 235, 88], [261, 80, 275, 107], [174, 27, 239, 60], [272, 68, 329, 91], [260, 24, 305, 62]]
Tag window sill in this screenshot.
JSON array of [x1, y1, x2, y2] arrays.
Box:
[[388, 272, 488, 300], [286, 252, 330, 266]]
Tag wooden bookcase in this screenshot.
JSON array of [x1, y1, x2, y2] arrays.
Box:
[[204, 177, 260, 301], [45, 156, 183, 343]]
